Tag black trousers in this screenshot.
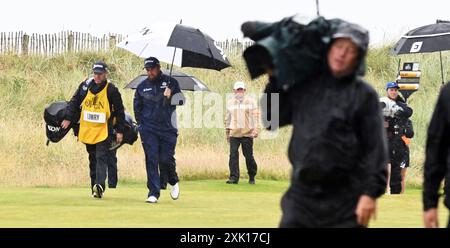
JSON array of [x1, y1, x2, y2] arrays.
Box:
[[86, 137, 115, 191], [140, 130, 179, 198], [279, 191, 363, 228], [107, 149, 118, 188], [228, 137, 258, 181], [160, 163, 168, 188], [388, 140, 405, 194]]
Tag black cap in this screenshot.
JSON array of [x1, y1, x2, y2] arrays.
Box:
[[92, 61, 108, 73], [144, 57, 160, 68]]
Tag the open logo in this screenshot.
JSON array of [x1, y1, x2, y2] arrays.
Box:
[[410, 41, 423, 53]]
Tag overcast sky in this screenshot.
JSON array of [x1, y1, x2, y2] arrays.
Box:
[[1, 0, 449, 46]]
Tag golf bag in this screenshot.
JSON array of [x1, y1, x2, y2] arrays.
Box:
[[108, 112, 139, 150], [44, 101, 72, 145]]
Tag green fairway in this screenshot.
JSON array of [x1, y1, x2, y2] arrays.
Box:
[[0, 180, 447, 228]]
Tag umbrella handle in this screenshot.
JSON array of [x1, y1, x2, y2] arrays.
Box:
[[163, 47, 177, 107], [316, 0, 320, 16], [440, 51, 445, 85], [164, 20, 183, 106]]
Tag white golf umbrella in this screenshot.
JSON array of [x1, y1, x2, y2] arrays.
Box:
[[117, 22, 182, 66], [117, 22, 231, 71]]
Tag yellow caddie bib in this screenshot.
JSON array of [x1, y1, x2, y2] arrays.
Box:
[[78, 82, 111, 144]]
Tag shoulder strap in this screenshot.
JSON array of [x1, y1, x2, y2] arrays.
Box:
[[106, 81, 114, 97], [80, 77, 94, 99], [77, 78, 93, 109]]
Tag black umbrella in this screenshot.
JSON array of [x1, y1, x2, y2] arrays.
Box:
[[391, 20, 450, 85], [125, 69, 210, 91], [167, 24, 231, 71]]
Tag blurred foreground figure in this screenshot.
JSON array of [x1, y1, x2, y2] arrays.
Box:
[[423, 83, 450, 228], [243, 17, 387, 227]]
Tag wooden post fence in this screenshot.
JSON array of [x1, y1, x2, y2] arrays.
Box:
[[0, 31, 250, 56]]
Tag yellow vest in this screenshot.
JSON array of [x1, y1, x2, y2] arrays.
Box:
[[78, 82, 111, 144]]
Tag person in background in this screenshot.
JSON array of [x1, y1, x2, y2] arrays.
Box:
[[225, 81, 260, 185], [382, 82, 413, 194]]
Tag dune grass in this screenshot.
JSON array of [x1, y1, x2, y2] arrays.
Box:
[[0, 45, 449, 186], [0, 50, 292, 186], [0, 47, 449, 228]]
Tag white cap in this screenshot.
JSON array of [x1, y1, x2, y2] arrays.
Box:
[[233, 81, 246, 90]]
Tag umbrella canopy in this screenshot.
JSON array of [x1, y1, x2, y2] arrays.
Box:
[[125, 69, 210, 91], [117, 24, 183, 66], [391, 20, 450, 55], [391, 20, 450, 84], [117, 23, 231, 71], [167, 24, 231, 71]]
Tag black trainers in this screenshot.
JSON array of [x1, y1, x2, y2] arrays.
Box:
[[92, 184, 104, 199], [249, 178, 256, 185], [226, 179, 239, 184]]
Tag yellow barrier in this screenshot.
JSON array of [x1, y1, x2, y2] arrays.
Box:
[[398, 84, 420, 90], [399, 71, 421, 78]]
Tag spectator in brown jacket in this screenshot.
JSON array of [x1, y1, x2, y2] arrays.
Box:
[[225, 81, 260, 184]]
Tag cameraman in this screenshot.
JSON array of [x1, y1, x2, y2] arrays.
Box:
[[261, 21, 387, 227], [382, 82, 413, 194]]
